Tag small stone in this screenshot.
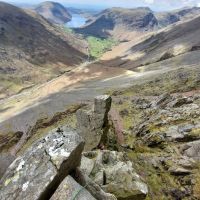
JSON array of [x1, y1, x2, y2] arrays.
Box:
[[80, 156, 95, 176]]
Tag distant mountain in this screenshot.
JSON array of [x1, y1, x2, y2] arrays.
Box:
[[75, 7, 158, 41], [156, 7, 200, 27], [35, 1, 72, 24], [67, 7, 99, 16], [74, 6, 200, 41], [101, 13, 200, 70], [0, 2, 87, 98]]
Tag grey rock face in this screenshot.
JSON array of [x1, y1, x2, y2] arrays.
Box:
[[76, 95, 112, 151], [0, 127, 84, 200], [81, 150, 148, 200], [50, 175, 96, 200], [94, 95, 112, 115]]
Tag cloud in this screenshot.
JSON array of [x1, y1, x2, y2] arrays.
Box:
[[144, 0, 155, 4], [6, 0, 200, 11]]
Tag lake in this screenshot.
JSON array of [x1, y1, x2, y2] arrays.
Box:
[[66, 14, 87, 28]]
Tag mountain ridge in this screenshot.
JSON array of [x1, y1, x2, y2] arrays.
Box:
[[75, 7, 158, 41]]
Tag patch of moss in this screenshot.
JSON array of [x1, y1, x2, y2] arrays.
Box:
[[127, 152, 180, 200]]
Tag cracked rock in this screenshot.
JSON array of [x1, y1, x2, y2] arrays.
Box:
[[0, 126, 85, 200], [50, 175, 96, 200]]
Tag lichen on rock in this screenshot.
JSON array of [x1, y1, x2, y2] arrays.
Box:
[[0, 126, 85, 200]]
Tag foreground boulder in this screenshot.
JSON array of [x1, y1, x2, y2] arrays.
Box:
[[0, 127, 84, 200], [81, 150, 148, 200], [50, 175, 96, 200], [76, 95, 112, 151]]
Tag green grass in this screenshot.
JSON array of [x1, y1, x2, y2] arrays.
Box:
[[87, 36, 118, 59]]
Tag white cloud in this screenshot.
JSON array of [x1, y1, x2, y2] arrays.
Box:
[[6, 0, 200, 11], [144, 0, 155, 4]]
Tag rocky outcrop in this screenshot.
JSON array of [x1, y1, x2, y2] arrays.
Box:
[[135, 94, 200, 144], [81, 150, 148, 200], [0, 126, 84, 200], [76, 95, 112, 151], [113, 92, 200, 199]]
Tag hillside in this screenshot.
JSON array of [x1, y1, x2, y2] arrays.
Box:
[[75, 7, 158, 41], [35, 1, 71, 24], [0, 2, 87, 99], [156, 7, 200, 27], [1, 2, 200, 200], [101, 13, 200, 69]]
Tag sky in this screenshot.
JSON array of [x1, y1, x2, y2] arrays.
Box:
[[6, 0, 200, 11]]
